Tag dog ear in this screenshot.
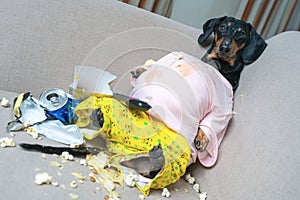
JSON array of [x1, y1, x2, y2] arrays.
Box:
[[198, 16, 227, 45], [241, 23, 267, 65]]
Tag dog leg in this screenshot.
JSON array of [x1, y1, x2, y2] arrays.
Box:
[[120, 144, 164, 179]]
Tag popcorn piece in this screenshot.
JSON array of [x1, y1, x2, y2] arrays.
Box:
[[62, 151, 74, 161], [124, 173, 138, 188], [71, 172, 86, 181], [161, 188, 171, 198], [51, 181, 59, 187], [110, 191, 121, 200], [199, 192, 207, 200], [144, 59, 156, 67], [35, 172, 53, 185], [23, 120, 32, 128], [0, 137, 15, 148], [95, 151, 109, 168], [70, 180, 77, 188], [104, 180, 115, 192], [1, 97, 10, 107], [79, 159, 87, 166], [193, 183, 200, 193], [70, 144, 80, 148], [27, 127, 39, 139], [184, 173, 196, 185], [139, 194, 145, 200], [104, 195, 109, 200], [89, 174, 96, 182], [41, 153, 46, 159], [50, 160, 62, 168], [69, 193, 79, 200]]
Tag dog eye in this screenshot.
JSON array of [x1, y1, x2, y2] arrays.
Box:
[[218, 24, 227, 32], [234, 30, 246, 39]]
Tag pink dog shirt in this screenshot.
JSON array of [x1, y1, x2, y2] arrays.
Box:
[[130, 52, 233, 167]]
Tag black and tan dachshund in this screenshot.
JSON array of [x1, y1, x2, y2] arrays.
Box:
[[198, 16, 267, 92]]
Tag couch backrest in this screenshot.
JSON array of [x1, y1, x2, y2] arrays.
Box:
[[0, 0, 204, 96]]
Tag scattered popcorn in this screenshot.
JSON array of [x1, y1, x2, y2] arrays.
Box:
[[27, 127, 39, 139], [70, 180, 77, 188], [124, 173, 138, 188], [41, 153, 46, 159], [94, 151, 109, 168], [104, 180, 115, 193], [1, 97, 10, 107], [69, 193, 79, 200], [199, 192, 207, 200], [104, 195, 110, 200], [23, 120, 32, 128], [0, 137, 15, 147], [34, 172, 53, 185], [51, 180, 59, 187], [50, 160, 62, 168], [71, 172, 86, 181], [89, 173, 96, 182], [95, 186, 101, 191], [144, 59, 156, 66], [193, 183, 200, 193], [70, 144, 80, 148], [161, 188, 171, 198], [92, 168, 99, 174], [62, 151, 74, 161], [184, 173, 196, 185], [79, 159, 87, 166], [34, 168, 41, 172], [110, 191, 121, 200], [139, 194, 145, 200]]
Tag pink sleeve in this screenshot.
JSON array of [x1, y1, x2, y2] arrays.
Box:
[[198, 108, 232, 167]]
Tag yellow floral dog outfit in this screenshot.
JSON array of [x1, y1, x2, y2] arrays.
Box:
[[75, 96, 190, 195]]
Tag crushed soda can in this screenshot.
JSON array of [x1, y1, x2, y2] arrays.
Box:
[[39, 88, 79, 124]]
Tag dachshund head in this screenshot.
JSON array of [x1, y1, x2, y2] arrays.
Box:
[[198, 16, 267, 66], [198, 16, 267, 91]]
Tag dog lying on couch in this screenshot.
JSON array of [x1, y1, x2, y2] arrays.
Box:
[[75, 16, 267, 195]]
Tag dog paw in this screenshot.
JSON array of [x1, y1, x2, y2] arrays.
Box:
[[149, 144, 165, 171], [130, 67, 148, 87], [130, 67, 147, 79], [194, 129, 209, 152]]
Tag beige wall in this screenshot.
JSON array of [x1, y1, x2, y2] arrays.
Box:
[[170, 0, 242, 29]]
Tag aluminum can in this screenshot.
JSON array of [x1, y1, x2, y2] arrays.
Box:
[[39, 88, 78, 124]]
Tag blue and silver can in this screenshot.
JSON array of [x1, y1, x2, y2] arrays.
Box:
[[39, 88, 79, 124]]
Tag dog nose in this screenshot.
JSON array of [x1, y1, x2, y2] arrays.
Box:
[[220, 38, 231, 53]]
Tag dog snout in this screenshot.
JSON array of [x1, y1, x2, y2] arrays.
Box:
[[219, 37, 232, 53]]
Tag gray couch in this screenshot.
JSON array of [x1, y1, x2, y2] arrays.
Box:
[[0, 0, 299, 200]]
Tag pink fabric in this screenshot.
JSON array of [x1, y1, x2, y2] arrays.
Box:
[[130, 52, 233, 167]]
